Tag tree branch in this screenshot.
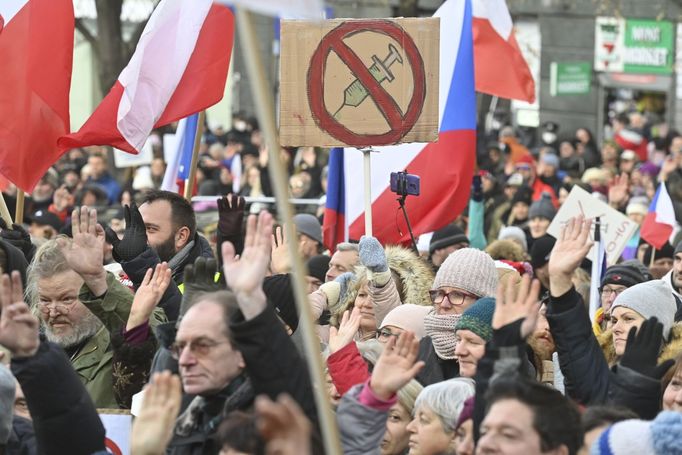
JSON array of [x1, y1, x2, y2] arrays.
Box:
[[75, 18, 97, 48]]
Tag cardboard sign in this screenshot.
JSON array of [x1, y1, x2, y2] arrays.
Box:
[[113, 138, 154, 168], [547, 186, 638, 265], [99, 410, 132, 455], [279, 18, 439, 147]]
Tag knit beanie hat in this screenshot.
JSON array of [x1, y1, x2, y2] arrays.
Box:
[[433, 248, 498, 298], [306, 255, 330, 283], [380, 304, 432, 340], [455, 297, 496, 342], [600, 264, 647, 289], [528, 192, 556, 221], [530, 234, 556, 269], [498, 226, 528, 252], [643, 242, 675, 265], [511, 185, 533, 207], [429, 225, 469, 254], [610, 280, 677, 340], [293, 213, 322, 244], [676, 240, 682, 255], [455, 396, 475, 430], [0, 365, 15, 444], [591, 411, 682, 455]]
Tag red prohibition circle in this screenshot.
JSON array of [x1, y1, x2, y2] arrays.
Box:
[[307, 20, 426, 147], [104, 437, 123, 455]]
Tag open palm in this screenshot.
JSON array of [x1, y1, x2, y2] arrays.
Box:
[[548, 216, 593, 278], [59, 206, 104, 277], [370, 331, 424, 399], [0, 272, 39, 358]]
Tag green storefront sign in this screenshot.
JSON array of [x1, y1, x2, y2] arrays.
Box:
[[623, 19, 674, 74], [550, 62, 591, 96]]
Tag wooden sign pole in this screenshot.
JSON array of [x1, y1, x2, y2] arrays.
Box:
[[362, 147, 373, 236], [15, 192, 25, 225]]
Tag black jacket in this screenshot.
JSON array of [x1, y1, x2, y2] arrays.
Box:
[[547, 287, 663, 419], [415, 336, 460, 386], [6, 416, 37, 455], [11, 341, 106, 455], [166, 303, 318, 455]]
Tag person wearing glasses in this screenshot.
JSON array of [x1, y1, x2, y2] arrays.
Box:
[[593, 264, 648, 335], [417, 248, 498, 386]]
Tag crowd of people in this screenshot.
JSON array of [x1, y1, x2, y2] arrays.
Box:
[[0, 110, 681, 454]]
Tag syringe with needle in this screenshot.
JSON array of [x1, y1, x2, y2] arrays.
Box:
[[333, 43, 403, 119]]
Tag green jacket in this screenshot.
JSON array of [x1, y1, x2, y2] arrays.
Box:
[[73, 272, 167, 409]]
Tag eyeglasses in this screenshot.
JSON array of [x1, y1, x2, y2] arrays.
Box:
[[599, 286, 626, 298], [428, 289, 475, 305], [376, 328, 400, 341], [170, 338, 230, 360], [36, 298, 78, 315]]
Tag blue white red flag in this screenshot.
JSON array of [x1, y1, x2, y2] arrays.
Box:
[[161, 114, 199, 192], [641, 182, 681, 249], [323, 0, 476, 250]]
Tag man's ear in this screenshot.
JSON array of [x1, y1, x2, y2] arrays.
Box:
[[548, 445, 569, 455], [175, 226, 191, 250]]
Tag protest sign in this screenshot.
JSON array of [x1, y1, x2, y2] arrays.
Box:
[[113, 138, 154, 168], [99, 410, 132, 455], [279, 18, 439, 147], [547, 185, 638, 265]]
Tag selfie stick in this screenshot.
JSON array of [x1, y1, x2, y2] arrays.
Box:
[[396, 173, 418, 253]]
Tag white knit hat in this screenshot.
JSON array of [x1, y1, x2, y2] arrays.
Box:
[[379, 304, 431, 340], [610, 280, 677, 340], [433, 248, 497, 298]]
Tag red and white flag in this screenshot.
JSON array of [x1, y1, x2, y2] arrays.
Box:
[[472, 0, 535, 103], [0, 0, 74, 192], [59, 0, 234, 154]]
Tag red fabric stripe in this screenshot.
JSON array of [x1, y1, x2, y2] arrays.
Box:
[[323, 209, 345, 252], [0, 0, 73, 192], [472, 17, 535, 103], [640, 212, 673, 249], [348, 130, 476, 245]]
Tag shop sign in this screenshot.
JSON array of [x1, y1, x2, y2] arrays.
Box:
[[550, 61, 591, 96]]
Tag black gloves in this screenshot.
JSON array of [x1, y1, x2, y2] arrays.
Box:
[[619, 317, 674, 379], [216, 194, 245, 264], [105, 203, 148, 262], [180, 257, 222, 317], [471, 174, 483, 202], [0, 220, 36, 263]]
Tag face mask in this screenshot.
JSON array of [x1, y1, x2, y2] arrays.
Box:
[[234, 120, 247, 132], [542, 132, 557, 144]]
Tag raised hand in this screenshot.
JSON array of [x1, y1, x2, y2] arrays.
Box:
[[318, 272, 355, 310], [180, 257, 221, 317], [222, 211, 274, 319], [493, 273, 542, 340], [105, 203, 148, 262], [369, 331, 425, 400], [57, 206, 108, 296], [130, 371, 182, 455], [127, 263, 172, 331], [608, 173, 629, 208], [217, 194, 246, 237], [255, 394, 311, 455], [619, 317, 674, 380], [548, 216, 593, 297], [0, 272, 39, 358], [328, 307, 361, 354], [359, 236, 388, 273], [270, 225, 291, 274], [52, 185, 75, 212]]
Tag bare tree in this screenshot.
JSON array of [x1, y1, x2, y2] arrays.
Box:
[[75, 0, 154, 94]]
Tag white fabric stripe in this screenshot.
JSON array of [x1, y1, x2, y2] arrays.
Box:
[[344, 0, 464, 225], [116, 0, 213, 152], [472, 0, 512, 41], [0, 0, 29, 27], [214, 0, 324, 19]]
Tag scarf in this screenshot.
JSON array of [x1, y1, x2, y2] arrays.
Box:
[[168, 239, 195, 273], [423, 311, 462, 360]]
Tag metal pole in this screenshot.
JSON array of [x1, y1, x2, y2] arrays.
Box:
[[362, 147, 373, 236], [183, 111, 206, 201], [235, 8, 342, 455]]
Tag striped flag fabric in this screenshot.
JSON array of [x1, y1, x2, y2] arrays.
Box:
[[161, 114, 199, 193], [59, 0, 234, 155], [641, 182, 681, 249], [0, 0, 74, 192], [323, 0, 476, 249], [215, 0, 324, 19]]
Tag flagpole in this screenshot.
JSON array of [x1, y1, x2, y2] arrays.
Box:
[[589, 217, 602, 323], [0, 193, 13, 227], [362, 148, 373, 236], [15, 192, 25, 225], [183, 111, 206, 201], [235, 7, 342, 455]]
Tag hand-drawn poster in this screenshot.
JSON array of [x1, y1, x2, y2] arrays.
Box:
[[280, 18, 439, 147]]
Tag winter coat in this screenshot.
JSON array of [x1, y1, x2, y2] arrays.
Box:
[[0, 240, 28, 288], [337, 383, 390, 455], [77, 272, 167, 408], [547, 287, 682, 419], [327, 342, 371, 395], [415, 337, 460, 386], [166, 303, 319, 455], [12, 341, 106, 455], [6, 416, 37, 455]]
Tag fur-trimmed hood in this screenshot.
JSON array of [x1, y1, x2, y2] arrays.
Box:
[[597, 321, 682, 367], [336, 245, 435, 317]]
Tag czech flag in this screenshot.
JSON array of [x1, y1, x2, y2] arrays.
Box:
[[472, 0, 535, 103], [641, 182, 681, 249], [0, 0, 74, 192], [59, 0, 233, 154], [161, 113, 199, 193], [323, 0, 476, 250]]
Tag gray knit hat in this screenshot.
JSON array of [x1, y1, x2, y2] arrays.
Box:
[[528, 192, 556, 221], [293, 214, 322, 244], [498, 226, 528, 252], [433, 248, 497, 298], [611, 280, 677, 340]]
